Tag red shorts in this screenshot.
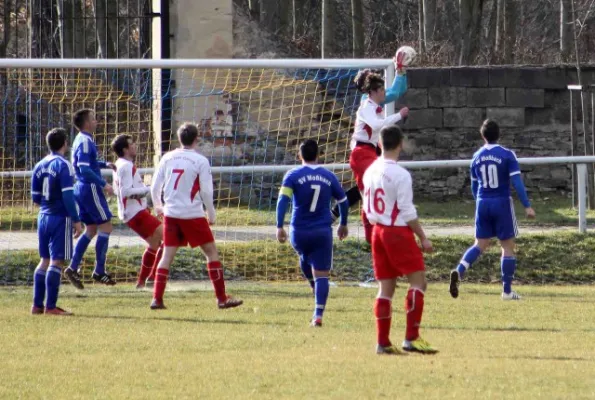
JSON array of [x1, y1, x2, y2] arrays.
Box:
[[163, 216, 214, 248], [349, 144, 378, 191], [126, 209, 161, 239], [372, 225, 425, 280]]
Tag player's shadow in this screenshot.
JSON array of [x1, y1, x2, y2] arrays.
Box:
[[489, 355, 592, 362], [232, 289, 314, 299], [75, 313, 289, 326], [425, 324, 595, 333]]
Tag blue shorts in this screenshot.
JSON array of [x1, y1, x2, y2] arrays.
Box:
[[38, 214, 73, 261], [74, 182, 112, 225], [475, 197, 518, 241], [289, 227, 333, 271]]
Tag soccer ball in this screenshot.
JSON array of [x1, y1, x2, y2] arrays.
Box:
[[395, 46, 417, 67]]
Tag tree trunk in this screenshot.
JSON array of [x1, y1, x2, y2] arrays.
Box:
[[418, 0, 425, 54], [94, 0, 118, 58], [459, 0, 484, 65], [495, 0, 504, 53], [560, 0, 573, 62], [248, 0, 260, 20], [351, 0, 364, 57], [55, 0, 86, 58], [486, 0, 499, 61], [1, 0, 11, 59], [423, 0, 437, 43], [502, 0, 517, 64], [321, 0, 333, 58]]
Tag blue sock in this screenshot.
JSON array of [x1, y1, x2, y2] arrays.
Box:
[[501, 257, 516, 294], [300, 260, 314, 289], [45, 266, 62, 310], [94, 232, 110, 275], [70, 234, 92, 272], [33, 268, 46, 308], [314, 277, 329, 319], [456, 246, 482, 278]]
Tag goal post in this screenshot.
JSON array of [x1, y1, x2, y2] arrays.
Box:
[[0, 57, 398, 285]]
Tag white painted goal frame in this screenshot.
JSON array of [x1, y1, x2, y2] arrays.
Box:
[[0, 58, 590, 232]]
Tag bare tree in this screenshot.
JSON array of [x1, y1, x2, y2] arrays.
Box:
[[94, 0, 118, 58], [1, 0, 11, 59], [56, 0, 86, 58], [423, 0, 437, 43], [352, 0, 364, 57], [459, 0, 485, 65], [502, 0, 517, 63], [249, 0, 260, 19], [560, 0, 573, 62], [418, 0, 425, 54], [322, 0, 333, 57]]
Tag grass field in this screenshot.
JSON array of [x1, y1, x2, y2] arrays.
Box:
[[1, 283, 594, 399], [1, 195, 593, 231]]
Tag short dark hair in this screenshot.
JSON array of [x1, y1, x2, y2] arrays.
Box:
[[299, 139, 319, 162], [111, 134, 133, 157], [379, 125, 404, 151], [480, 119, 500, 143], [73, 109, 94, 131], [177, 123, 199, 146], [46, 128, 68, 152], [360, 72, 384, 94]]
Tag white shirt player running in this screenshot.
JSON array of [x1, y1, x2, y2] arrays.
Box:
[[362, 158, 418, 227], [113, 158, 151, 223], [150, 148, 216, 222], [350, 98, 403, 150]]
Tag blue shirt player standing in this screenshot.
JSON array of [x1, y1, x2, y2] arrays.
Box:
[[31, 128, 83, 315], [450, 120, 536, 301], [276, 140, 349, 327], [64, 109, 117, 288]]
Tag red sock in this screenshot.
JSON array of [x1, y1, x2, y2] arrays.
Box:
[[374, 297, 392, 347], [405, 288, 425, 341], [207, 261, 227, 303], [362, 210, 373, 244], [153, 268, 169, 303], [148, 245, 163, 281], [138, 248, 157, 284]]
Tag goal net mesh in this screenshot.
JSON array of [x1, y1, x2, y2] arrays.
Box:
[[0, 65, 376, 285]]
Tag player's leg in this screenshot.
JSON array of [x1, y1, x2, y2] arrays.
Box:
[[289, 229, 314, 289], [349, 146, 377, 244], [129, 211, 163, 288], [65, 183, 95, 286], [497, 198, 520, 300], [45, 216, 73, 315], [402, 270, 437, 354], [199, 241, 243, 309], [33, 214, 50, 314], [371, 225, 404, 355], [151, 245, 178, 309], [308, 229, 333, 327], [142, 225, 163, 288], [450, 199, 493, 298]]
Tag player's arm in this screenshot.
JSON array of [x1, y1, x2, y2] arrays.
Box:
[[118, 164, 150, 198], [150, 160, 166, 213], [508, 153, 535, 217], [330, 176, 349, 226], [359, 103, 403, 132], [470, 165, 479, 200], [397, 173, 432, 252], [276, 173, 293, 229], [59, 164, 81, 223], [31, 166, 42, 205], [77, 144, 107, 188], [384, 73, 407, 105], [198, 162, 216, 224]]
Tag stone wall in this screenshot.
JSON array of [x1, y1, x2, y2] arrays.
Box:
[[394, 65, 594, 197]]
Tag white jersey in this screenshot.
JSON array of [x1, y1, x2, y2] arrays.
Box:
[[150, 148, 215, 221], [350, 98, 403, 150], [113, 158, 150, 222], [362, 158, 418, 227]]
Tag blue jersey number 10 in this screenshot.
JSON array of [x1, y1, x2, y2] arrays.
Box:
[[479, 164, 499, 189]]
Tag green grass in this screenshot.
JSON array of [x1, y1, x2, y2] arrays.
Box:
[[0, 283, 594, 399], [1, 195, 592, 231], [3, 233, 595, 285]]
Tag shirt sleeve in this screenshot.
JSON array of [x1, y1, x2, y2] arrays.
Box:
[[384, 73, 407, 104], [59, 163, 80, 222], [279, 171, 294, 199], [76, 139, 93, 166], [198, 160, 216, 223], [358, 103, 402, 132], [150, 159, 166, 209], [396, 172, 418, 223], [31, 165, 42, 205], [330, 174, 347, 203], [508, 151, 521, 177]]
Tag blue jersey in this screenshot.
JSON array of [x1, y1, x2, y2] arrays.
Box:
[[31, 154, 76, 217], [72, 131, 104, 184], [280, 165, 347, 231], [471, 144, 521, 200]]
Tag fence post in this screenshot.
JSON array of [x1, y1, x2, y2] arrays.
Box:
[[577, 163, 588, 233]]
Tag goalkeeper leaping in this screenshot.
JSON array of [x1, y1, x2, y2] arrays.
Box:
[[333, 55, 409, 244]]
